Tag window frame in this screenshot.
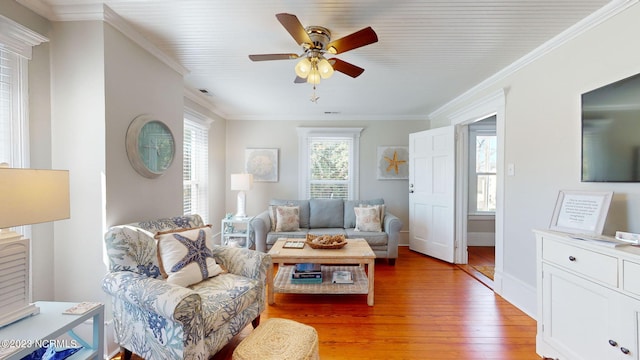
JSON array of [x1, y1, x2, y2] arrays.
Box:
[[297, 127, 362, 200], [0, 15, 47, 239], [0, 13, 45, 168], [468, 122, 497, 216], [183, 108, 212, 223]]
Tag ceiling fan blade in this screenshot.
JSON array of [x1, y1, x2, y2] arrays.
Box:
[[329, 58, 365, 78], [326, 27, 378, 54], [294, 76, 306, 84], [276, 13, 313, 46], [248, 54, 299, 61]]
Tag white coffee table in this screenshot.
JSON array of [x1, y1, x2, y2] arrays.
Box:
[[267, 238, 376, 306]]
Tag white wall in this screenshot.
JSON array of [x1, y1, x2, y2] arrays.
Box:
[[104, 24, 184, 226], [430, 2, 640, 315], [49, 20, 107, 302], [225, 120, 428, 244]]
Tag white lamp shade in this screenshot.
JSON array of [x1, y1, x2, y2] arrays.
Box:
[[318, 58, 334, 79], [295, 58, 312, 78], [230, 173, 253, 191], [0, 169, 70, 229], [307, 68, 321, 85]]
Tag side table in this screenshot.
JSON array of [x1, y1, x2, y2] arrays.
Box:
[[221, 216, 253, 249], [0, 301, 104, 360]]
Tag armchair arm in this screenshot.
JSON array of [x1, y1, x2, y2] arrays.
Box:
[[250, 210, 271, 252], [102, 271, 201, 323], [211, 246, 271, 282], [384, 212, 402, 260]]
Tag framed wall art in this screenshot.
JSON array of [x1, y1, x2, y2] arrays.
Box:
[[377, 146, 409, 180], [245, 148, 278, 182], [549, 190, 613, 235]]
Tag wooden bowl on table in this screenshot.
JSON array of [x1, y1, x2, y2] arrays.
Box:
[[305, 234, 347, 249]]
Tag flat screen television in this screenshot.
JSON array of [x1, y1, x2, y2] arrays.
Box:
[[582, 72, 640, 182]]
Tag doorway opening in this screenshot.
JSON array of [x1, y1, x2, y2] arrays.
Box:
[[450, 89, 505, 294], [458, 115, 496, 288]]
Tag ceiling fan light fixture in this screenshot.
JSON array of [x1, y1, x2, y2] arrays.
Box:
[[307, 67, 321, 85], [318, 58, 334, 79], [295, 57, 312, 78]]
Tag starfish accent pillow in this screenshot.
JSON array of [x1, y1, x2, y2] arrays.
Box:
[[155, 226, 223, 287]]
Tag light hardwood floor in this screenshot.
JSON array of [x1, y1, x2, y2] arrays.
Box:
[[458, 246, 496, 289], [114, 246, 538, 360]]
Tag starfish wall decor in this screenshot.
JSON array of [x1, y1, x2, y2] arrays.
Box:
[[377, 146, 409, 180]]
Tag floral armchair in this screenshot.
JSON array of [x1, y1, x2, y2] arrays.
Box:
[[102, 215, 270, 359]]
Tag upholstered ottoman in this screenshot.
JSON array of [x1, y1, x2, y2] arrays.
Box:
[[232, 318, 319, 360]]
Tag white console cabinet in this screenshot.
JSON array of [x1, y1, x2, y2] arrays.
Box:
[[534, 230, 640, 359]]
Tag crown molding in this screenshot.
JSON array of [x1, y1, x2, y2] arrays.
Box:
[[429, 0, 639, 119], [0, 14, 49, 59], [184, 87, 227, 120], [17, 0, 188, 76]]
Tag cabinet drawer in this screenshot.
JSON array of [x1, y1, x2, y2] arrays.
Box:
[[623, 260, 640, 297], [542, 238, 618, 286]]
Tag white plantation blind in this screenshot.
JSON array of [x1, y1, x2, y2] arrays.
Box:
[[0, 13, 44, 168], [308, 137, 351, 199], [0, 48, 23, 167], [297, 127, 362, 200], [183, 118, 209, 223]]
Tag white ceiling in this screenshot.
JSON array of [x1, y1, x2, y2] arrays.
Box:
[[21, 0, 611, 121]]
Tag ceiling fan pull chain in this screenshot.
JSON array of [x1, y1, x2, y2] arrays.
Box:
[[310, 85, 320, 103]]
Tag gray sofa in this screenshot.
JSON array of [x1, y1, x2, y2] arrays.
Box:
[[250, 198, 401, 265]]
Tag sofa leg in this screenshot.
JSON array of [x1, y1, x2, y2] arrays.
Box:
[[121, 347, 132, 360], [388, 258, 396, 266], [252, 315, 261, 328]]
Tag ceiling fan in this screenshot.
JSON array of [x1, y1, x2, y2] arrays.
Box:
[[248, 13, 378, 86]]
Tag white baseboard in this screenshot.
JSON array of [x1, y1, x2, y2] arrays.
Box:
[[493, 269, 536, 319], [104, 319, 119, 359], [467, 232, 495, 246], [399, 230, 409, 246]]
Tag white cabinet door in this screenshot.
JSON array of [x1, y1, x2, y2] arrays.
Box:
[[408, 126, 455, 262], [617, 294, 640, 360], [541, 263, 619, 360]]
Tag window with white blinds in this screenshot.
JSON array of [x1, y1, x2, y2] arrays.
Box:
[[308, 137, 351, 199], [183, 117, 209, 223], [297, 127, 362, 200], [0, 48, 27, 168]]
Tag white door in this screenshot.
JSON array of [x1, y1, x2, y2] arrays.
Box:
[[409, 126, 456, 262]]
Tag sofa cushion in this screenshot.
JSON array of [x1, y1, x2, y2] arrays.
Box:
[[266, 229, 308, 246], [269, 200, 310, 228], [345, 228, 388, 247], [310, 199, 344, 228], [275, 206, 300, 232], [190, 273, 261, 337], [155, 227, 224, 287], [354, 206, 383, 232], [308, 228, 347, 237], [344, 199, 384, 228]]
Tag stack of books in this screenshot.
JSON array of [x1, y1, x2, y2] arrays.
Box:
[[291, 263, 322, 284]]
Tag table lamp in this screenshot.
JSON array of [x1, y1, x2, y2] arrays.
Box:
[[230, 173, 253, 218], [0, 167, 70, 327]]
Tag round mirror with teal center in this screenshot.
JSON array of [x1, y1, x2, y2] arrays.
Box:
[[126, 114, 175, 178]]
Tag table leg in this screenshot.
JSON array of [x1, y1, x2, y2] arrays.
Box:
[[267, 261, 275, 305], [367, 260, 375, 306]]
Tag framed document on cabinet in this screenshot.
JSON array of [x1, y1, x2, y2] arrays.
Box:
[[549, 190, 613, 235]]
